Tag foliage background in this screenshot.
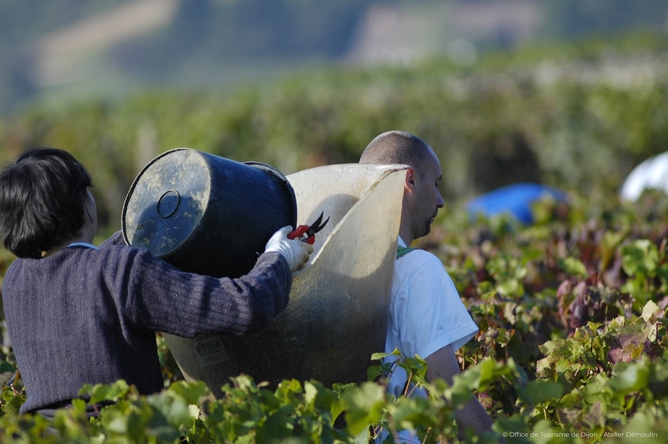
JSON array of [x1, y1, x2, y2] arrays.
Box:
[[1, 4, 668, 442], [2, 32, 668, 231]]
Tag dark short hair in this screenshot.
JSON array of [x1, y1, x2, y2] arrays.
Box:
[[0, 148, 92, 258], [359, 130, 434, 180]]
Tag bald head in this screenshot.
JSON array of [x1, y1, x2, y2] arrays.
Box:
[[361, 131, 444, 242], [360, 130, 435, 179]]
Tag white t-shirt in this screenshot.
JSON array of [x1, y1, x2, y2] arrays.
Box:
[[379, 238, 479, 442]]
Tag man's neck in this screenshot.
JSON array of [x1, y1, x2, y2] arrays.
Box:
[[398, 226, 413, 246]]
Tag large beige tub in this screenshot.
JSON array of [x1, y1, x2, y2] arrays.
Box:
[[162, 163, 407, 396]]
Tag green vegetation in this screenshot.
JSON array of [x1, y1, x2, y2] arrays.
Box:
[[2, 183, 668, 442], [2, 32, 668, 442], [2, 32, 668, 231]]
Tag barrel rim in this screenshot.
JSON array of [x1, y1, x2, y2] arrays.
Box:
[[243, 160, 298, 228], [121, 147, 195, 246]]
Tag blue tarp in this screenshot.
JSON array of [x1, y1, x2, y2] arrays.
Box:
[[466, 183, 566, 225]]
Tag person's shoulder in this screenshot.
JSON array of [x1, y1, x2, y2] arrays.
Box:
[[98, 231, 127, 248], [95, 235, 156, 266], [396, 248, 445, 273], [98, 232, 153, 258], [398, 247, 439, 262], [4, 256, 25, 276]]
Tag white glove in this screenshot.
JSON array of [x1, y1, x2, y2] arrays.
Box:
[[265, 226, 314, 272]]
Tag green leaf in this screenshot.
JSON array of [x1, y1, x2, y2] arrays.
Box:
[[496, 278, 521, 296], [0, 361, 15, 373], [79, 380, 131, 405], [366, 364, 385, 382], [396, 354, 429, 389], [256, 405, 294, 442], [642, 300, 661, 322], [167, 380, 210, 404], [622, 239, 659, 275], [148, 392, 192, 426], [391, 396, 440, 432], [71, 398, 87, 413], [304, 380, 318, 406], [560, 257, 588, 277], [101, 409, 129, 435], [371, 349, 400, 361], [1, 386, 26, 415], [609, 362, 650, 394], [582, 384, 613, 409], [520, 380, 564, 404], [341, 382, 386, 436]]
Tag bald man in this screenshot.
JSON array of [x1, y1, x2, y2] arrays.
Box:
[[361, 131, 497, 442]]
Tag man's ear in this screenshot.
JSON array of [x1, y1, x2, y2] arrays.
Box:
[[404, 167, 416, 192]]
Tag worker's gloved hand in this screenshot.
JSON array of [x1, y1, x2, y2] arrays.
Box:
[[265, 226, 314, 272]]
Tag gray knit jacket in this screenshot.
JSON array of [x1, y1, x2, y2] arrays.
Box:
[[2, 231, 291, 416]]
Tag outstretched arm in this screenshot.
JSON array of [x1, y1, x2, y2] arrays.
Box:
[[425, 345, 495, 438]]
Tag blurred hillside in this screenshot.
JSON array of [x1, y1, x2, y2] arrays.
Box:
[[2, 30, 668, 234], [1, 0, 667, 115], [1, 0, 668, 236]]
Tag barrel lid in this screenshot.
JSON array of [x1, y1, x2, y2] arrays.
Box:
[[122, 148, 210, 257]]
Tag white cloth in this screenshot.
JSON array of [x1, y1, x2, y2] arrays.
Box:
[[620, 151, 668, 201], [379, 238, 479, 443]]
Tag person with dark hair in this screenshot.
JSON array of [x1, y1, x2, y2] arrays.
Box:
[[360, 131, 497, 441], [0, 147, 312, 418]]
